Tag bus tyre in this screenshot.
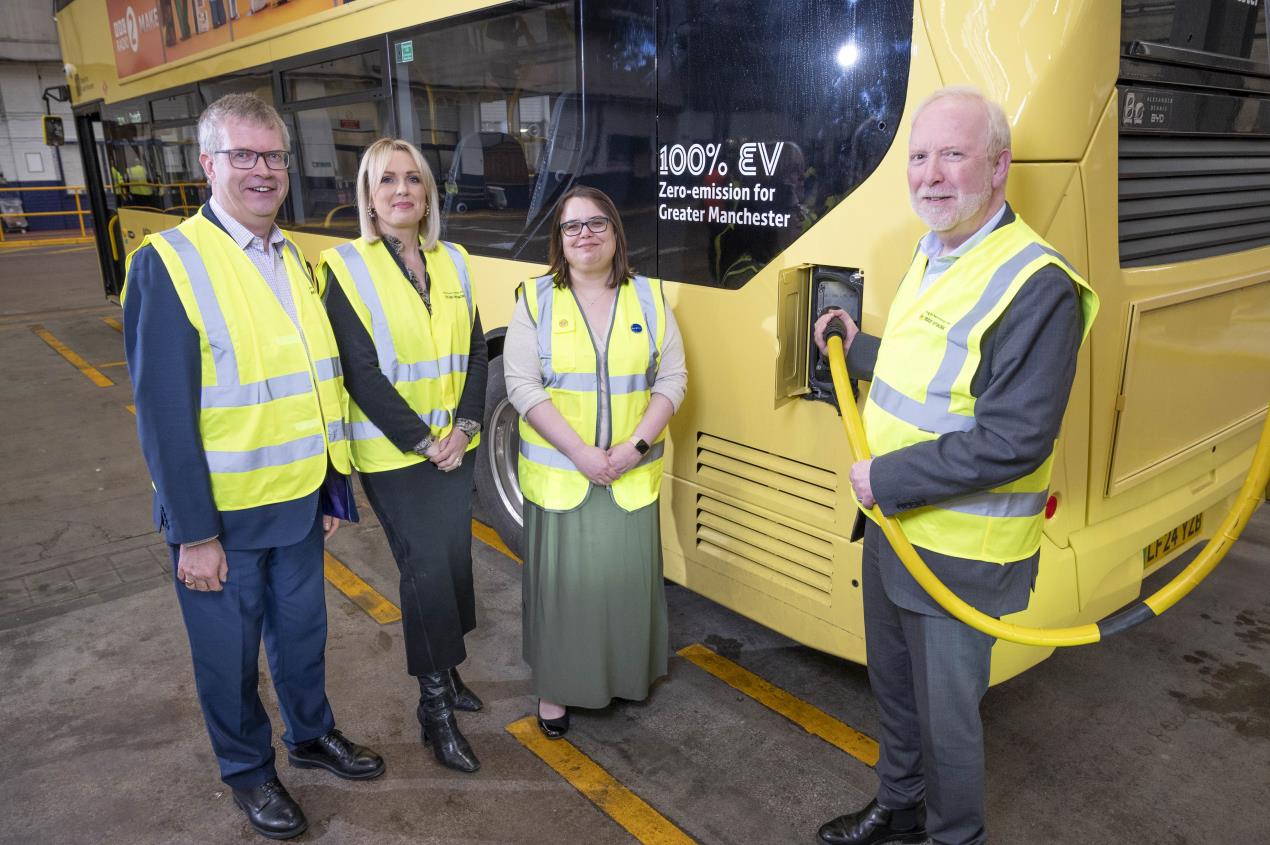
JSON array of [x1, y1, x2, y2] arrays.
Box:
[[475, 355, 525, 558]]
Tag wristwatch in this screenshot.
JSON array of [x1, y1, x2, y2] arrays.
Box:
[[630, 437, 650, 456], [412, 432, 435, 455], [456, 418, 482, 438]]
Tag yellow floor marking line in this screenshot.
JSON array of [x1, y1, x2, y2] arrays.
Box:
[[677, 643, 880, 766], [506, 716, 696, 845], [472, 519, 521, 563], [125, 404, 135, 415], [102, 316, 123, 332], [323, 551, 401, 624], [31, 325, 114, 387], [99, 360, 127, 368]]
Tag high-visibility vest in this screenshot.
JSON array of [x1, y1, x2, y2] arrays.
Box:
[[861, 216, 1099, 563], [127, 162, 153, 196], [517, 274, 668, 513], [317, 237, 478, 473], [123, 210, 351, 511]]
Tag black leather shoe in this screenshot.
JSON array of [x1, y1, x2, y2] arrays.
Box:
[[418, 671, 481, 773], [231, 778, 307, 841], [817, 798, 926, 845], [288, 728, 385, 780], [449, 666, 483, 712], [536, 702, 569, 739]]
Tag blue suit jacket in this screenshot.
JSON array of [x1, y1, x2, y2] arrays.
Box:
[[123, 205, 325, 550]]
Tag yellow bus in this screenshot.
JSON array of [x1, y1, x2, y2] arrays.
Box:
[[55, 0, 1270, 681]]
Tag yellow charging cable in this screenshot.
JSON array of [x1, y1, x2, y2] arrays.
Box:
[[824, 324, 1270, 646]]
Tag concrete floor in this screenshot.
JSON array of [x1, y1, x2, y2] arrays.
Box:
[[1, 244, 1267, 845]]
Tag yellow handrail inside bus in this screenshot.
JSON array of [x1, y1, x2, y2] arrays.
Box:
[[824, 326, 1270, 647]]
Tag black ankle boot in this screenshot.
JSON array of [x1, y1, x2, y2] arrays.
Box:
[[449, 666, 483, 712], [417, 671, 480, 773]]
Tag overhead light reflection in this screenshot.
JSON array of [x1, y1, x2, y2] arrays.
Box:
[[836, 42, 860, 68]]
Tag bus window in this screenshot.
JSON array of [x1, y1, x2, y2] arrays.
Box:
[[103, 100, 163, 211], [152, 124, 206, 215], [655, 0, 912, 287], [199, 72, 275, 105], [281, 49, 391, 233], [391, 1, 584, 259]]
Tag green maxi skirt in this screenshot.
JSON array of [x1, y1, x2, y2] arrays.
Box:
[[522, 486, 669, 708]]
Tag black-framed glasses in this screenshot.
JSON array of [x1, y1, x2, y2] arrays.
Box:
[[215, 149, 291, 171], [560, 216, 610, 237]]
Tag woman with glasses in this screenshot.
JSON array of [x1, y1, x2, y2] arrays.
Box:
[[504, 186, 687, 737], [318, 138, 487, 773]]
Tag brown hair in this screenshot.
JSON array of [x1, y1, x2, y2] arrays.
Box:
[[546, 186, 633, 288]]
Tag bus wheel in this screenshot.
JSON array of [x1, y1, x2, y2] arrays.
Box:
[[475, 355, 524, 557]]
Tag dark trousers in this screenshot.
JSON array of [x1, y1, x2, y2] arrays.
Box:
[[359, 458, 477, 676], [864, 529, 995, 845], [171, 514, 334, 789]]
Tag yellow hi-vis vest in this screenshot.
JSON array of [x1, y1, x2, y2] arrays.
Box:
[[861, 216, 1099, 563], [517, 274, 668, 513], [317, 237, 478, 473], [123, 210, 351, 511]]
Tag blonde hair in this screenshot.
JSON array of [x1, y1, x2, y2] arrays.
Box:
[[914, 86, 1011, 159], [356, 138, 441, 250]]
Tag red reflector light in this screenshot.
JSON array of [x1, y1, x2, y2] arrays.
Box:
[[1045, 494, 1059, 520]]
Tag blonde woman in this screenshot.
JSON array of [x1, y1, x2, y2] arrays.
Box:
[[319, 138, 486, 773]]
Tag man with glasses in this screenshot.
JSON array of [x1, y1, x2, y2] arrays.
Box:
[[123, 93, 383, 841]]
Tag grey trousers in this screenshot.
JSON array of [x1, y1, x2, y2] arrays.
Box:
[[863, 529, 995, 845]]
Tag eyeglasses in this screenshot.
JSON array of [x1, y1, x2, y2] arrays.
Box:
[[215, 149, 291, 171], [559, 216, 610, 237]]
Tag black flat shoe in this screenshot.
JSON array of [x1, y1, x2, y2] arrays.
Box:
[[817, 798, 926, 845], [449, 666, 483, 712], [231, 777, 307, 841], [536, 703, 569, 739], [288, 728, 386, 780]]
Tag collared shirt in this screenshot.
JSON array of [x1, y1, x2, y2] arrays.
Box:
[[209, 196, 297, 326], [916, 202, 1008, 294]]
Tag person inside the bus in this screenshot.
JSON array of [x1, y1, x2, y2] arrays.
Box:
[[320, 138, 488, 774], [812, 87, 1098, 845], [122, 93, 385, 842], [504, 186, 687, 738]]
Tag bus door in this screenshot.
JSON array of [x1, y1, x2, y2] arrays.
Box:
[[73, 106, 125, 298]]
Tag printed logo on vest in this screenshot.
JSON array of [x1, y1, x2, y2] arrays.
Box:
[[920, 311, 949, 331], [558, 318, 569, 329], [631, 323, 643, 334]]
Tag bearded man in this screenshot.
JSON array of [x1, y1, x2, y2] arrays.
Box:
[[813, 87, 1099, 845]]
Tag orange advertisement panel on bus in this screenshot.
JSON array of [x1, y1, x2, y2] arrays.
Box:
[[108, 0, 348, 78]]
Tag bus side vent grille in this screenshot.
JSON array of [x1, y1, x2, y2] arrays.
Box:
[[695, 493, 834, 605], [695, 432, 838, 524], [1119, 134, 1270, 267]]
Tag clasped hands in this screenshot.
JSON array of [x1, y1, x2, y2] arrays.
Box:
[[423, 429, 469, 472], [570, 440, 643, 486]]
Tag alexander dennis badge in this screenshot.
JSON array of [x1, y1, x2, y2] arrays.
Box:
[[631, 323, 643, 333]]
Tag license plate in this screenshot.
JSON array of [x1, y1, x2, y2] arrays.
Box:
[[1142, 514, 1203, 566]]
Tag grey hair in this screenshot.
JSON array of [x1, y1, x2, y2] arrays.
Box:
[[198, 93, 290, 156], [914, 86, 1011, 158], [355, 138, 441, 250]]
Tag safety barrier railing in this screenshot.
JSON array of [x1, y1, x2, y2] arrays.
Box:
[[0, 185, 94, 246]]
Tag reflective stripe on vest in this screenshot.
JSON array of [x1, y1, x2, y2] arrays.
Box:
[[321, 237, 477, 472], [163, 229, 347, 411], [516, 274, 668, 513], [159, 227, 344, 473], [127, 212, 352, 512], [861, 217, 1099, 562], [868, 242, 1080, 435]]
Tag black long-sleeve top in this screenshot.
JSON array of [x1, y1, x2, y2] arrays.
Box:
[[324, 244, 488, 454]]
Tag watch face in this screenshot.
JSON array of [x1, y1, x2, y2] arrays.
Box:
[[635, 439, 650, 455]]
